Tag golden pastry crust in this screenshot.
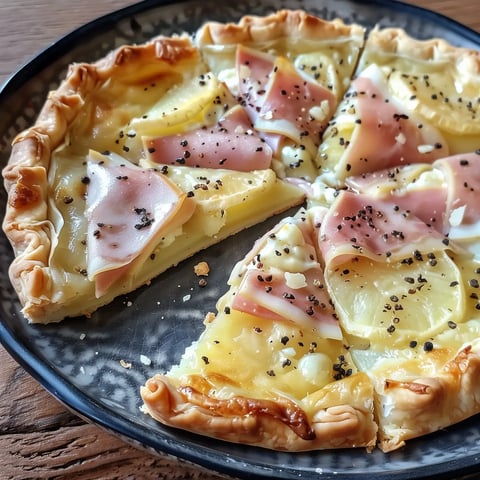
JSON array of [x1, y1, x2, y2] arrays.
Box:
[[375, 343, 480, 452], [141, 372, 377, 451], [358, 27, 480, 141], [362, 26, 480, 65], [196, 9, 365, 46], [2, 36, 202, 322]]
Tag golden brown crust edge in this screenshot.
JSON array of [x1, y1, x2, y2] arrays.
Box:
[[195, 9, 365, 46], [2, 35, 200, 323], [141, 373, 377, 452], [362, 26, 480, 71], [377, 343, 480, 452]]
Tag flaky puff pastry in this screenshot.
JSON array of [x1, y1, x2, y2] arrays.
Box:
[[196, 9, 364, 46], [141, 371, 377, 452], [371, 341, 480, 452]]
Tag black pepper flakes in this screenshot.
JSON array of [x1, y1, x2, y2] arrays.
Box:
[[423, 341, 434, 352], [469, 279, 479, 288], [282, 359, 292, 368], [133, 207, 154, 230]]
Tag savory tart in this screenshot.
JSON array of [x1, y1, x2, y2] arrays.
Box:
[[2, 9, 369, 324], [3, 6, 480, 455]]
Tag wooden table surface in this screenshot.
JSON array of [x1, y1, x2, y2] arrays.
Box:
[[0, 1, 478, 479]]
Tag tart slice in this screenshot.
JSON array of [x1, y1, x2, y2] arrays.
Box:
[[195, 9, 365, 180], [2, 34, 305, 323], [316, 27, 480, 185], [141, 209, 377, 451], [322, 152, 480, 451]]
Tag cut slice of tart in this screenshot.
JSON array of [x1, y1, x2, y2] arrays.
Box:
[[316, 27, 480, 185], [195, 9, 366, 180], [315, 152, 480, 452], [2, 34, 305, 323], [141, 209, 377, 451]]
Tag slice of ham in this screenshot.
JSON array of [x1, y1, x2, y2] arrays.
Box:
[[317, 190, 447, 268], [236, 45, 283, 152], [230, 215, 342, 340], [434, 152, 480, 227], [345, 151, 480, 239], [144, 104, 272, 171], [236, 45, 336, 155], [232, 266, 342, 340], [333, 64, 449, 176], [346, 164, 448, 232], [85, 150, 195, 296], [434, 152, 480, 254]]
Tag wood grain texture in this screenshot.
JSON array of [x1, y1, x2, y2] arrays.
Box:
[[0, 1, 478, 479]]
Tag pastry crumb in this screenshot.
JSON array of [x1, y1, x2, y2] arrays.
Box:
[[194, 261, 210, 276], [204, 311, 216, 325], [120, 359, 132, 369]]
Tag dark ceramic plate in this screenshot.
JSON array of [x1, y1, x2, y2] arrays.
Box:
[[0, 1, 479, 479]]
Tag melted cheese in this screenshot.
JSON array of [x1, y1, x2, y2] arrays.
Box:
[[129, 73, 226, 137], [169, 307, 354, 401], [389, 68, 480, 137]]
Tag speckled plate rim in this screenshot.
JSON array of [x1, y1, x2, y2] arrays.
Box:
[[0, 1, 479, 479]]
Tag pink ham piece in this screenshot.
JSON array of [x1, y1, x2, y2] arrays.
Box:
[[434, 151, 480, 227], [144, 104, 272, 171], [336, 64, 449, 176], [236, 45, 282, 152], [232, 266, 342, 339], [85, 150, 195, 296], [345, 151, 480, 237], [236, 45, 336, 154], [231, 215, 342, 340], [317, 190, 447, 268], [346, 165, 448, 232]]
